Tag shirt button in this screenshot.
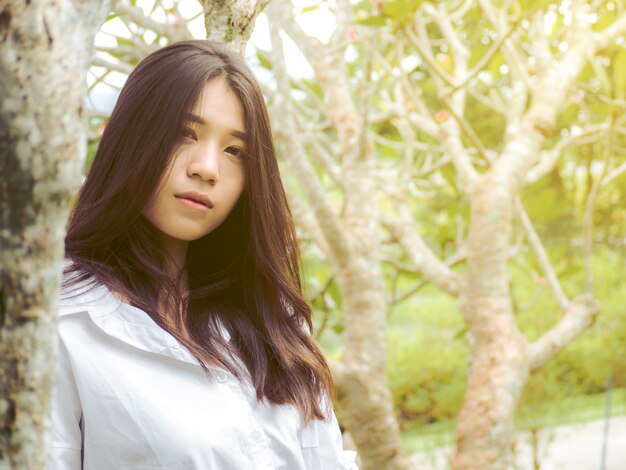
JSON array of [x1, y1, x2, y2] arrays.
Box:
[[216, 373, 227, 383]]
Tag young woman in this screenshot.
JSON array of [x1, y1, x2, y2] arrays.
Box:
[[48, 40, 358, 470]]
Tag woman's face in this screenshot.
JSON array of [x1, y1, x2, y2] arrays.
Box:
[[142, 77, 246, 255]]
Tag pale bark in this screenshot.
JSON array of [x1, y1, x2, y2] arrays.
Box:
[[267, 2, 415, 468], [115, 0, 194, 43], [527, 294, 601, 371], [445, 4, 626, 468], [201, 0, 270, 55], [601, 161, 626, 187], [381, 212, 461, 298], [0, 0, 110, 468], [453, 171, 529, 470]]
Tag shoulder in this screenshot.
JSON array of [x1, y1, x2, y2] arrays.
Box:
[[58, 258, 119, 318]]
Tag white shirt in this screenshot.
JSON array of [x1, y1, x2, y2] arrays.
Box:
[[47, 274, 358, 469]]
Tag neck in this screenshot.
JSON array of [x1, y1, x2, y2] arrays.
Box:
[[159, 236, 188, 278]]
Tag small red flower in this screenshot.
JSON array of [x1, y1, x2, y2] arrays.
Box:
[[347, 28, 357, 42], [435, 110, 449, 122]]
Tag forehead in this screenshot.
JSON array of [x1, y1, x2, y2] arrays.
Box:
[[189, 77, 246, 133]]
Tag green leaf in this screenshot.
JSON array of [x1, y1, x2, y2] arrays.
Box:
[[453, 326, 468, 339], [299, 5, 319, 14], [383, 0, 423, 25], [613, 48, 626, 99], [103, 12, 126, 24], [115, 36, 135, 48], [256, 50, 273, 71], [356, 15, 388, 27]]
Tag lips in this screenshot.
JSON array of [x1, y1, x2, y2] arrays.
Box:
[[175, 192, 213, 208]]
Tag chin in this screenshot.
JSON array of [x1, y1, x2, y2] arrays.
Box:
[[177, 228, 218, 241]]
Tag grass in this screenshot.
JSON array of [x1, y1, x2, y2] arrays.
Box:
[[401, 388, 626, 454]]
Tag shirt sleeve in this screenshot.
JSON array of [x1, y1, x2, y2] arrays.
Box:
[[46, 335, 83, 470], [316, 395, 359, 470]]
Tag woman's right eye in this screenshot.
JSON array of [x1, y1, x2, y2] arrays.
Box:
[[181, 127, 197, 141]]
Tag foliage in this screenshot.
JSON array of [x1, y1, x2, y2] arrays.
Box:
[[383, 246, 625, 430]]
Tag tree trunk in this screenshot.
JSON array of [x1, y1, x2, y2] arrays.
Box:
[[452, 173, 529, 469], [0, 1, 109, 467], [201, 0, 270, 55], [265, 3, 415, 466], [333, 259, 415, 470]]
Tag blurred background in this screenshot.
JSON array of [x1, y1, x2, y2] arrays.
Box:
[[84, 1, 626, 468]]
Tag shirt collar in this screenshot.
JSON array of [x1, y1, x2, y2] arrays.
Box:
[[58, 275, 202, 366]]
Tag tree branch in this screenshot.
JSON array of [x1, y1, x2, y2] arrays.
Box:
[[593, 10, 626, 52], [450, 20, 519, 92], [528, 294, 601, 371], [267, 6, 353, 269], [583, 120, 613, 293], [381, 210, 462, 297], [525, 123, 608, 185], [438, 118, 480, 190], [92, 55, 133, 75], [601, 161, 626, 188], [515, 198, 569, 310], [528, 11, 552, 74], [477, 0, 530, 88], [116, 1, 193, 42]]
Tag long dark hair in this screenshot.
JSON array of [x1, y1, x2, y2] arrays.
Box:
[[63, 40, 333, 424]]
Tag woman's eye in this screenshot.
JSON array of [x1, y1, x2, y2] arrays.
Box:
[[225, 146, 244, 157], [181, 127, 197, 141]]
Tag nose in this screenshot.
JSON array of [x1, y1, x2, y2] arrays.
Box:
[[187, 142, 220, 184]]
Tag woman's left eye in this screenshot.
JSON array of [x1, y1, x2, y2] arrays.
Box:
[[181, 127, 198, 141], [225, 146, 244, 157]]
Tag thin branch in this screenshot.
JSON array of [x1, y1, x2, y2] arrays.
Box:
[[270, 0, 322, 63], [583, 119, 613, 293], [267, 5, 353, 268], [382, 257, 421, 275], [392, 250, 466, 306], [329, 0, 352, 45], [477, 0, 530, 88], [313, 303, 331, 341], [450, 20, 519, 92], [116, 1, 193, 42], [528, 11, 552, 73], [299, 123, 343, 188], [528, 294, 601, 371], [601, 161, 626, 188], [96, 44, 152, 63], [525, 123, 608, 185], [440, 94, 489, 161], [593, 10, 626, 52], [438, 118, 479, 190], [515, 198, 569, 310], [88, 68, 113, 93], [381, 210, 462, 297], [404, 26, 456, 88], [91, 55, 133, 75], [289, 196, 332, 259], [467, 88, 507, 115], [308, 274, 335, 305], [392, 280, 427, 306]]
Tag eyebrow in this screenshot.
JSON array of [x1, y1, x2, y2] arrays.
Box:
[[183, 112, 247, 141]]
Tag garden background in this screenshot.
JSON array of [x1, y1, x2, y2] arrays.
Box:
[[1, 0, 625, 469]]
